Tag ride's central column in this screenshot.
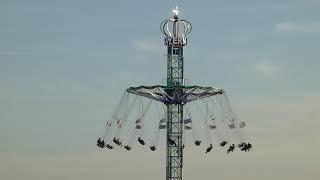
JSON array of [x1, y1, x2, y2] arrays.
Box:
[[161, 7, 192, 180]]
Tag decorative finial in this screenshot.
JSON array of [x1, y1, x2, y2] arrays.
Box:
[[160, 3, 192, 46], [172, 5, 179, 18]]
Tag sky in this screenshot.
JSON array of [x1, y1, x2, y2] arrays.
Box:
[[0, 0, 320, 179]]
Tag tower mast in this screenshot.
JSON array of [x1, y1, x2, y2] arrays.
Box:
[[162, 6, 192, 180]]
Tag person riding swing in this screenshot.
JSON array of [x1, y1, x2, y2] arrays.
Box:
[[206, 144, 213, 153]]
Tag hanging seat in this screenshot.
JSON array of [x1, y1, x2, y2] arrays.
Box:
[[106, 144, 113, 149], [135, 118, 141, 124], [97, 138, 102, 147], [227, 144, 235, 154], [138, 137, 145, 145], [106, 122, 112, 127], [228, 123, 235, 129], [184, 118, 192, 124], [220, 141, 228, 147], [194, 140, 201, 146], [238, 142, 246, 148], [113, 138, 122, 146], [159, 125, 166, 129], [97, 138, 106, 148], [124, 145, 131, 151], [206, 144, 213, 153], [150, 146, 156, 151], [239, 122, 245, 128], [241, 143, 252, 152]]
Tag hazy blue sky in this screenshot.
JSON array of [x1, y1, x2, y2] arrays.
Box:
[[1, 0, 320, 180]]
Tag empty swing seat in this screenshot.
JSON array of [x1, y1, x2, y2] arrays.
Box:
[[159, 125, 166, 129], [184, 118, 192, 124], [239, 122, 245, 128], [106, 122, 112, 127], [228, 124, 235, 129]]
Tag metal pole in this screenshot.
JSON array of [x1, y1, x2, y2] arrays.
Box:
[[166, 12, 184, 180], [161, 7, 191, 180]]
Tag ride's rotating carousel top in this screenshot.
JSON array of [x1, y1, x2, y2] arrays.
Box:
[[97, 87, 252, 153]]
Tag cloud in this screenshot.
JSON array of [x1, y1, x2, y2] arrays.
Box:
[[133, 39, 164, 53], [275, 21, 320, 33], [255, 62, 280, 78], [0, 51, 28, 55]]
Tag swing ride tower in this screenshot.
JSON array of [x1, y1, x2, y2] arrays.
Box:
[[161, 7, 189, 180], [96, 5, 253, 180]]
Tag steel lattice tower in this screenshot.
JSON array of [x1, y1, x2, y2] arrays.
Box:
[[162, 7, 191, 180]]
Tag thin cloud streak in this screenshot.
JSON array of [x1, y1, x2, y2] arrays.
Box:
[[133, 39, 164, 53], [255, 62, 281, 79], [0, 51, 28, 55], [275, 21, 320, 33]]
